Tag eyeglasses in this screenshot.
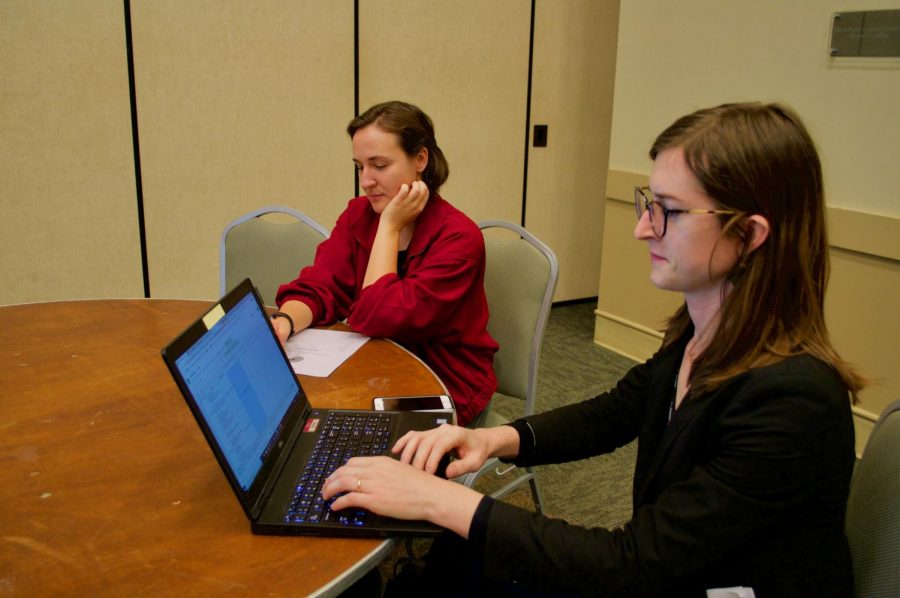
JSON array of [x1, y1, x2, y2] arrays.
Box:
[[634, 186, 738, 237]]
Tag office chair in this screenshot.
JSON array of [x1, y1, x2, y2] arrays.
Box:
[[220, 206, 329, 307], [845, 399, 900, 598], [460, 220, 559, 514]]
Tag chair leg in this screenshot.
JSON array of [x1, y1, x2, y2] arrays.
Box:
[[462, 462, 544, 514], [528, 467, 544, 514], [456, 457, 500, 489]]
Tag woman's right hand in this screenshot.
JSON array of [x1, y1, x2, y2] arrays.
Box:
[[392, 424, 495, 479]]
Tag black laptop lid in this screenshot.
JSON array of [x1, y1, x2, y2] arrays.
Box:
[[162, 279, 309, 516]]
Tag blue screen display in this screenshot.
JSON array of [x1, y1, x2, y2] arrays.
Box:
[[175, 294, 299, 490]]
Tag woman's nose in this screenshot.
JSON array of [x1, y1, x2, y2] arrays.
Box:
[[359, 170, 375, 190], [634, 209, 656, 240]]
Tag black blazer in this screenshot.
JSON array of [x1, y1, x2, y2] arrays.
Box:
[[474, 338, 855, 596]]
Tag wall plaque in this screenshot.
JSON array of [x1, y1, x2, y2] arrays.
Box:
[[830, 10, 900, 57]]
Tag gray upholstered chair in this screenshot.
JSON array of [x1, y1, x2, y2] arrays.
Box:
[[220, 206, 329, 306], [845, 399, 900, 598], [460, 220, 559, 513]]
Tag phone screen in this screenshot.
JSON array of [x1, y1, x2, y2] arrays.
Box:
[[378, 396, 448, 411]]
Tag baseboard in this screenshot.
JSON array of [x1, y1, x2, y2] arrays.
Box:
[[852, 406, 879, 458], [593, 309, 663, 363], [553, 296, 599, 308]]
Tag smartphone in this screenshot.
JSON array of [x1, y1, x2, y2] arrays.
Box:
[[372, 394, 453, 412]]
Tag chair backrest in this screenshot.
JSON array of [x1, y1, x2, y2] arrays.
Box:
[[220, 206, 329, 307], [479, 220, 558, 414], [845, 399, 900, 598]]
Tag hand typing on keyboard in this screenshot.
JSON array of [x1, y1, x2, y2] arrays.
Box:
[[321, 422, 506, 538], [283, 412, 394, 527]]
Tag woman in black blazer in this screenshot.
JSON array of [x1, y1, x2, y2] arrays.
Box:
[[323, 102, 866, 596]]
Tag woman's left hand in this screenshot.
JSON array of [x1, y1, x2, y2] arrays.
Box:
[[321, 455, 482, 537], [380, 181, 429, 231]]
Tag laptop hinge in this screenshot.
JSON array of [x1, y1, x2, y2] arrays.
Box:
[[250, 416, 305, 520]]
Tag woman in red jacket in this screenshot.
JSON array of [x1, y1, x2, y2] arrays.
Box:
[[273, 101, 497, 426]]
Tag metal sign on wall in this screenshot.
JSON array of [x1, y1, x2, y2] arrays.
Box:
[[830, 10, 900, 57]]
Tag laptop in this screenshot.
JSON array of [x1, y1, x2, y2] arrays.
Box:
[[161, 278, 448, 537]]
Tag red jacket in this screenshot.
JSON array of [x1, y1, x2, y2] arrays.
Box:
[[276, 194, 498, 425]]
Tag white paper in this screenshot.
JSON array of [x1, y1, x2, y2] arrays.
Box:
[[283, 329, 370, 377], [706, 588, 755, 598]]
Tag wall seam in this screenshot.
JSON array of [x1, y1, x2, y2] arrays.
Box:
[[353, 0, 360, 198], [123, 0, 150, 298], [520, 0, 536, 228]]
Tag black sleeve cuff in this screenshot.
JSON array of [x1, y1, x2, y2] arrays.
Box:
[[499, 420, 535, 466], [467, 495, 495, 548]]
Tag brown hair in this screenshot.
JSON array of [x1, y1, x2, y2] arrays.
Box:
[[347, 101, 449, 192], [652, 102, 864, 401]]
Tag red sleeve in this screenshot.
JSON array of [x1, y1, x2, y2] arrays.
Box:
[[274, 202, 359, 326]]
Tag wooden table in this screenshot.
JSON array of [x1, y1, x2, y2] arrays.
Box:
[[0, 299, 447, 596]]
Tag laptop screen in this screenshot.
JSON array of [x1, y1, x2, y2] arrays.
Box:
[[173, 292, 299, 490]]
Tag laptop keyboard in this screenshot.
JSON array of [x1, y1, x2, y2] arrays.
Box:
[[283, 411, 394, 526]]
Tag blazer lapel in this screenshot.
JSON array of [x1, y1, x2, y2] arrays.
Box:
[[632, 346, 678, 501], [633, 338, 711, 505]]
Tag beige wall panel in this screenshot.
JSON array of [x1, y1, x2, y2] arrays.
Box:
[[829, 206, 900, 261], [609, 0, 900, 217], [358, 0, 530, 225], [526, 0, 619, 301], [133, 1, 354, 300], [0, 2, 143, 305], [827, 248, 900, 421]]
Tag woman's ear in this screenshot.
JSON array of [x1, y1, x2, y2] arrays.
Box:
[[415, 147, 429, 174], [744, 214, 770, 254]]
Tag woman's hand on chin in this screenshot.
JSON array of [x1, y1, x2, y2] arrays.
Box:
[[381, 181, 429, 231]]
